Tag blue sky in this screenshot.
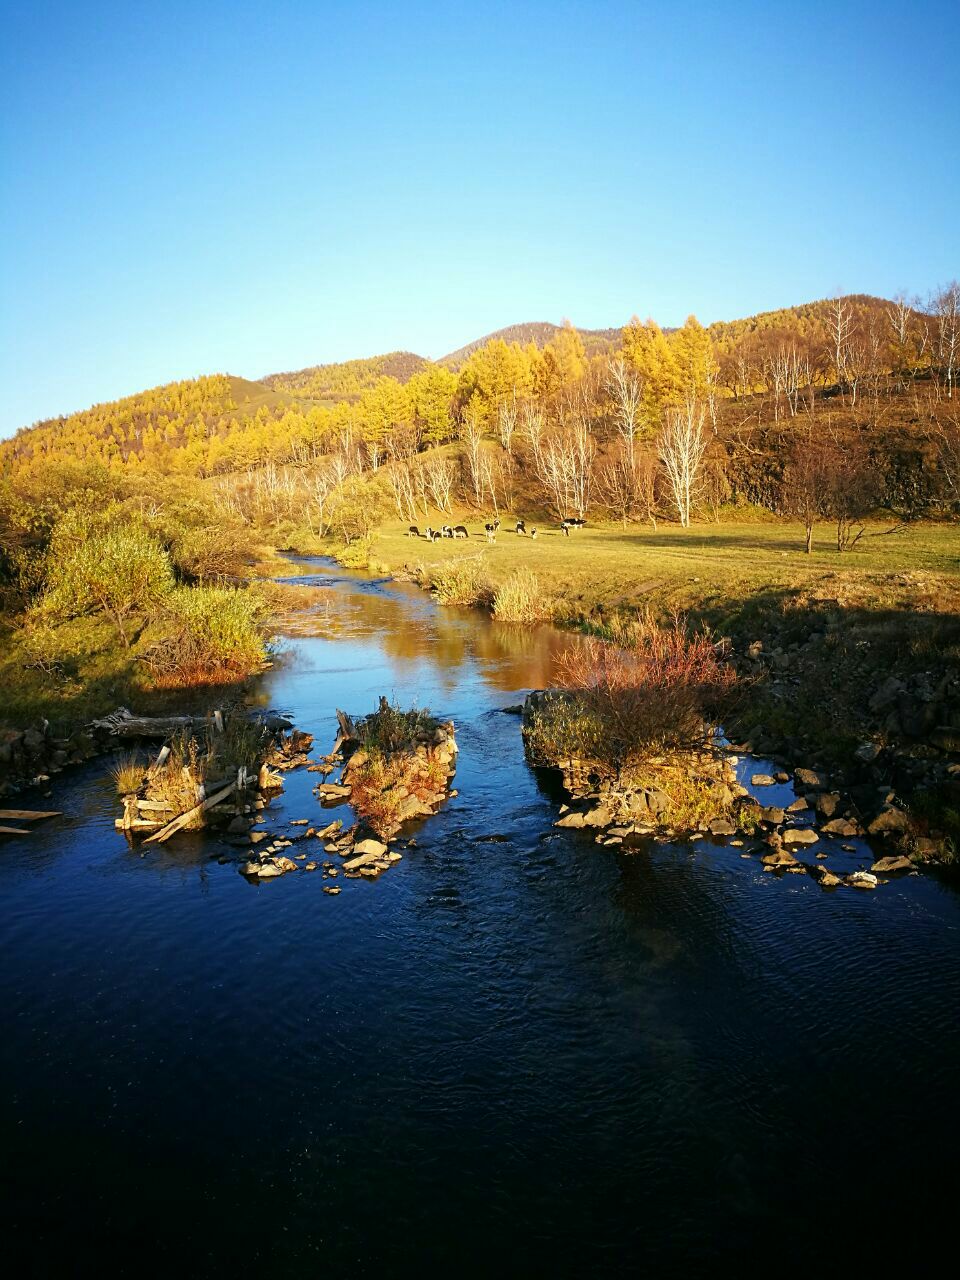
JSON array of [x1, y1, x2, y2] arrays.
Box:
[[1, 0, 957, 437]]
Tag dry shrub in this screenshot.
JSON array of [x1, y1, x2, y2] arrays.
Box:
[[142, 586, 267, 687], [112, 752, 147, 796], [349, 750, 447, 836], [493, 569, 554, 623], [527, 615, 735, 775], [359, 701, 433, 753], [149, 732, 209, 823]]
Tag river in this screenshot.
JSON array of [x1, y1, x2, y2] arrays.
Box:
[[2, 557, 959, 1274]]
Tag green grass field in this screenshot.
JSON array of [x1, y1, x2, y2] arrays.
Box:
[[370, 515, 960, 626]]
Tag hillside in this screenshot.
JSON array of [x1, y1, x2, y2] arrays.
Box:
[[439, 322, 621, 368], [261, 351, 430, 400]]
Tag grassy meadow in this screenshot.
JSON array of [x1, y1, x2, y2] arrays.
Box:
[[369, 514, 960, 629]]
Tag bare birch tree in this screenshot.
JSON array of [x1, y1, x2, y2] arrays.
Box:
[[607, 358, 643, 462], [658, 400, 708, 527]]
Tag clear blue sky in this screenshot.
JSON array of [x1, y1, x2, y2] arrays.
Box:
[[1, 0, 958, 437]]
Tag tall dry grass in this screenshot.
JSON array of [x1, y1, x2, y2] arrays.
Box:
[[492, 569, 554, 623]]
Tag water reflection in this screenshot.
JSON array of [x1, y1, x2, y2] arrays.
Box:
[[280, 556, 585, 694]]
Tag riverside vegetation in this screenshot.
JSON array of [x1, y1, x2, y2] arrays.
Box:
[[2, 289, 959, 851]]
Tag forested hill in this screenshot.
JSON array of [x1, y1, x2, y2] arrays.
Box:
[[439, 322, 621, 368], [1, 292, 941, 482], [261, 351, 430, 400]]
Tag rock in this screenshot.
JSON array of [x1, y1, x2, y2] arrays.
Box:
[[814, 867, 842, 887], [353, 837, 388, 858], [23, 727, 46, 754], [581, 804, 613, 828], [775, 772, 790, 783], [867, 806, 911, 837], [870, 855, 914, 873], [323, 886, 341, 895], [820, 817, 862, 837], [855, 742, 881, 764], [869, 676, 904, 714], [761, 849, 799, 867], [316, 783, 352, 800], [305, 862, 318, 871], [794, 768, 828, 791], [386, 851, 403, 863], [344, 850, 385, 871], [275, 856, 298, 872], [758, 806, 784, 825], [751, 774, 775, 786], [239, 861, 261, 876], [815, 793, 841, 819], [256, 861, 284, 878], [786, 797, 809, 813], [708, 817, 737, 836], [846, 870, 879, 889], [227, 816, 250, 834], [782, 827, 819, 846]]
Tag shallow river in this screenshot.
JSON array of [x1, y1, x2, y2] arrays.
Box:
[[2, 558, 959, 1274]]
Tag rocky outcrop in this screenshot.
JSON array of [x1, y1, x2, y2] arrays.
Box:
[[0, 722, 99, 796]]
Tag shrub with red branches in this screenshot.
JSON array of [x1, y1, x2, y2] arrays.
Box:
[[525, 615, 736, 777]]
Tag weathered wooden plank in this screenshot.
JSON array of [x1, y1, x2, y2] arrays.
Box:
[[0, 825, 30, 836], [0, 809, 62, 821], [143, 781, 237, 845]]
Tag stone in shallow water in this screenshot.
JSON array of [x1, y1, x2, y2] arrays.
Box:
[[323, 885, 341, 895], [762, 849, 799, 867], [870, 855, 913, 873], [708, 817, 736, 836], [846, 870, 879, 889], [751, 774, 775, 787], [782, 827, 819, 846]]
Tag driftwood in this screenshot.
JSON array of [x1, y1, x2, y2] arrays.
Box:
[[0, 826, 29, 836], [91, 708, 208, 739], [91, 707, 294, 740], [0, 809, 61, 821], [143, 781, 237, 844]]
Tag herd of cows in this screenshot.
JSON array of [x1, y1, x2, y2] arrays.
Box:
[[407, 517, 587, 543]]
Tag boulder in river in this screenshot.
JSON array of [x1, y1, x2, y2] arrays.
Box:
[[782, 827, 819, 846], [870, 855, 914, 874]]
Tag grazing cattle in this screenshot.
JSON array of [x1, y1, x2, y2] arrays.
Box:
[[425, 527, 442, 542], [515, 519, 526, 535], [484, 518, 501, 537], [453, 525, 469, 539], [530, 528, 538, 540], [562, 516, 586, 530], [561, 521, 571, 536], [441, 524, 454, 538], [408, 525, 421, 538]]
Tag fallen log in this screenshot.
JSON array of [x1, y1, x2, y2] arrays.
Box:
[[0, 825, 30, 836], [91, 708, 207, 739], [144, 781, 237, 844], [91, 707, 295, 739]]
